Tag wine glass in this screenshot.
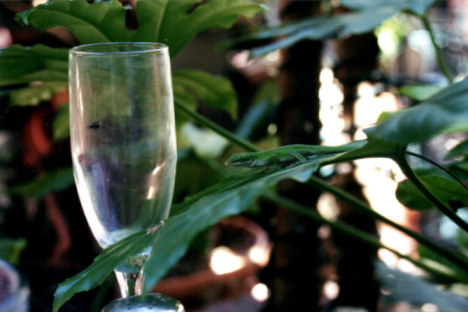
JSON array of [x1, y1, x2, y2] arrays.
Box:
[[69, 42, 177, 299]]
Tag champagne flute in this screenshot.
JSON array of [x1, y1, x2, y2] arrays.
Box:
[[69, 42, 177, 299]]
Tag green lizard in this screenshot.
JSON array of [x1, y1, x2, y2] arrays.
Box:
[[226, 140, 366, 169]]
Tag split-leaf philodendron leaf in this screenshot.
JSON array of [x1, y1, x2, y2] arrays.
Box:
[[2, 0, 264, 116], [173, 69, 238, 120], [17, 0, 266, 57], [233, 0, 435, 57], [0, 44, 68, 86], [365, 77, 468, 144]]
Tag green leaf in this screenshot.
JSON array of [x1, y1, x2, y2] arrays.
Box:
[[456, 223, 468, 258], [173, 69, 237, 119], [17, 0, 131, 44], [8, 82, 67, 107], [235, 98, 276, 140], [53, 104, 70, 141], [51, 138, 452, 309], [377, 260, 468, 309], [4, 0, 263, 118], [328, 139, 401, 164], [376, 111, 401, 123], [396, 178, 434, 210], [141, 160, 322, 292], [53, 230, 154, 312], [337, 7, 400, 37], [0, 44, 68, 86], [133, 0, 266, 57], [173, 90, 197, 127], [226, 140, 367, 168], [8, 167, 74, 198], [0, 45, 41, 82], [396, 170, 468, 210], [340, 0, 436, 16], [53, 154, 325, 311], [445, 140, 468, 160], [234, 81, 279, 140], [248, 9, 397, 57], [399, 84, 445, 101], [0, 238, 27, 265], [244, 0, 435, 57], [18, 0, 265, 57], [172, 152, 224, 204], [418, 244, 468, 284], [365, 77, 468, 144], [458, 207, 468, 257]]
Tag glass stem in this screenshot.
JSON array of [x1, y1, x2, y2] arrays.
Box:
[[115, 271, 143, 297]]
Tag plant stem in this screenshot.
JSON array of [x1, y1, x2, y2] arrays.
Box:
[[421, 15, 454, 84], [174, 100, 258, 153], [406, 150, 468, 191], [396, 152, 468, 232], [264, 191, 467, 283], [307, 175, 468, 270], [177, 105, 468, 269]]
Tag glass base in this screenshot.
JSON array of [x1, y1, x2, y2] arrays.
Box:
[[102, 293, 185, 312]]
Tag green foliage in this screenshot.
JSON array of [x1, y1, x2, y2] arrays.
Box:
[[399, 84, 446, 101], [9, 82, 67, 107], [16, 0, 131, 43], [396, 170, 468, 211], [17, 0, 265, 57], [418, 244, 468, 284], [53, 104, 70, 141], [446, 140, 468, 160], [226, 140, 366, 168], [231, 0, 436, 57], [0, 238, 27, 264], [340, 0, 436, 16], [8, 167, 74, 198], [377, 261, 468, 310], [53, 156, 321, 312], [173, 69, 237, 120], [0, 0, 265, 309], [3, 0, 468, 310], [53, 229, 155, 312], [132, 0, 267, 57], [365, 77, 468, 144], [457, 222, 468, 258], [1, 0, 264, 116], [0, 44, 68, 86]]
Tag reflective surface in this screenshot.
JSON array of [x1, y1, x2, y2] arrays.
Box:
[[69, 42, 177, 248], [69, 42, 177, 297], [102, 293, 185, 312]]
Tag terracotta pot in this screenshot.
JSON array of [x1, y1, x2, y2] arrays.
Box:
[[152, 216, 271, 309]]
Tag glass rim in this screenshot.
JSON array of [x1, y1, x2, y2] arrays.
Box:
[[70, 42, 168, 56]]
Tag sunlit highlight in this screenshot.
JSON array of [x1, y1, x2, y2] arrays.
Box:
[[146, 186, 156, 199], [33, 0, 49, 6], [251, 283, 270, 302], [0, 28, 12, 49], [322, 280, 339, 300], [209, 246, 246, 275], [421, 303, 439, 312], [248, 245, 269, 266]]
